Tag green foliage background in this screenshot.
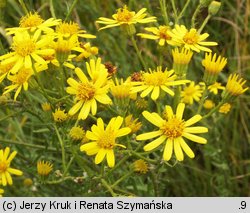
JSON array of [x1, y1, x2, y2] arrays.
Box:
[[0, 0, 249, 196]]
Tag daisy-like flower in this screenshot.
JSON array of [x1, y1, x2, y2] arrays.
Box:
[[168, 25, 217, 52], [6, 12, 61, 34], [0, 147, 23, 186], [75, 42, 99, 61], [66, 60, 112, 120], [223, 74, 248, 99], [137, 26, 176, 46], [55, 21, 96, 39], [41, 102, 51, 111], [80, 116, 131, 167], [69, 126, 85, 141], [219, 103, 231, 114], [133, 159, 148, 174], [136, 103, 208, 161], [37, 161, 53, 176], [130, 66, 189, 100], [96, 5, 156, 31], [0, 62, 15, 83], [202, 52, 227, 84], [208, 82, 225, 95], [0, 30, 54, 74], [3, 64, 47, 100], [181, 81, 203, 105]]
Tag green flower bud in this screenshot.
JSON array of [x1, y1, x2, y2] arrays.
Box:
[[200, 0, 213, 7], [208, 1, 221, 16]]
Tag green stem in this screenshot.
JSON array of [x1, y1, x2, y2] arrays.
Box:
[[173, 85, 182, 109], [130, 150, 157, 164], [49, 0, 57, 19], [150, 171, 159, 196], [131, 35, 148, 71], [177, 0, 192, 23], [63, 156, 75, 177], [0, 139, 59, 152], [54, 125, 66, 172], [111, 170, 134, 188], [101, 179, 117, 196], [18, 0, 28, 14], [198, 14, 211, 33], [191, 4, 202, 28], [202, 101, 225, 119], [197, 86, 208, 114], [65, 0, 79, 21], [170, 0, 178, 23], [47, 176, 74, 184], [159, 0, 169, 25]]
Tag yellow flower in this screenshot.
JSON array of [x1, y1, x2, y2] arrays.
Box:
[[37, 161, 53, 176], [125, 114, 142, 133], [0, 188, 4, 197], [137, 26, 175, 46], [137, 103, 208, 161], [53, 35, 82, 64], [224, 74, 248, 97], [52, 108, 68, 122], [23, 178, 33, 187], [41, 102, 51, 111], [133, 159, 148, 174], [202, 52, 227, 84], [75, 42, 99, 61], [3, 64, 47, 100], [181, 81, 203, 105], [130, 66, 189, 100], [0, 30, 54, 74], [110, 78, 135, 99], [66, 59, 112, 120], [203, 99, 215, 109], [169, 25, 217, 52], [0, 147, 23, 186], [56, 21, 96, 39], [208, 82, 225, 95], [172, 47, 193, 77], [96, 5, 156, 31], [69, 126, 85, 140], [6, 12, 61, 34], [0, 62, 15, 83], [219, 103, 231, 114], [80, 116, 131, 167]]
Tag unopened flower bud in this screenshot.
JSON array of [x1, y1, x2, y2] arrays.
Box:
[[200, 0, 213, 7], [208, 1, 221, 16]]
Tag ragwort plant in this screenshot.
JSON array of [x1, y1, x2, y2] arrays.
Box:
[[0, 0, 249, 196]]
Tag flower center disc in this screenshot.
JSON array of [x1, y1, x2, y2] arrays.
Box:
[[183, 30, 199, 44], [159, 27, 171, 40], [19, 13, 44, 28], [13, 39, 36, 57], [143, 72, 167, 86], [97, 130, 115, 149], [0, 161, 8, 172], [161, 117, 185, 138], [77, 83, 95, 101], [57, 22, 80, 35], [116, 7, 133, 22]]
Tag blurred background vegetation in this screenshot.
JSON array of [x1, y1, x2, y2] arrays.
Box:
[[0, 0, 249, 196]]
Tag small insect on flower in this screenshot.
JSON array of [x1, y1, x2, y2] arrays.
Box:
[[37, 161, 53, 176], [80, 116, 131, 167], [0, 147, 23, 186], [136, 103, 208, 161]]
